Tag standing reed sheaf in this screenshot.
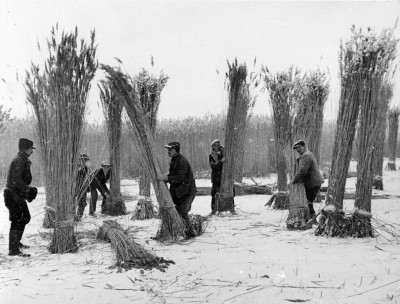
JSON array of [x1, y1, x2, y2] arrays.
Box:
[[372, 83, 393, 190], [263, 67, 303, 212], [101, 65, 185, 241], [387, 108, 400, 171], [134, 69, 168, 219], [316, 25, 398, 238], [99, 82, 126, 215], [217, 59, 258, 212], [25, 25, 97, 252], [0, 105, 12, 134]]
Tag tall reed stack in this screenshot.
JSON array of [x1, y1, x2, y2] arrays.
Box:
[[387, 108, 400, 170], [372, 83, 393, 190], [135, 69, 168, 198], [25, 26, 97, 252], [102, 65, 185, 241], [99, 82, 126, 215], [262, 67, 302, 211], [217, 59, 258, 212], [317, 26, 398, 237]]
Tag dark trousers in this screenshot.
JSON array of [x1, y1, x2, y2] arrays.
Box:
[[90, 185, 108, 214], [173, 193, 196, 236], [4, 189, 31, 252], [76, 192, 87, 220], [211, 183, 220, 213], [305, 186, 321, 216]]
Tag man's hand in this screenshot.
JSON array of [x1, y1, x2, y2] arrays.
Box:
[[220, 157, 226, 163], [157, 174, 168, 182], [27, 187, 38, 202]]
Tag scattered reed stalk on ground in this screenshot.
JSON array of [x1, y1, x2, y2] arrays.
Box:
[[387, 107, 400, 170], [217, 59, 258, 212], [97, 220, 174, 272], [102, 64, 185, 241], [135, 68, 168, 197], [25, 25, 97, 252], [99, 81, 126, 215]]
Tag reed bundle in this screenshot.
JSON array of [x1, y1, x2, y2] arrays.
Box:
[[97, 220, 174, 272], [373, 83, 393, 189], [0, 105, 11, 133], [101, 65, 185, 241], [217, 59, 258, 212], [135, 69, 168, 197], [132, 197, 157, 220], [25, 26, 97, 252], [99, 81, 126, 215], [188, 214, 208, 236], [387, 107, 400, 170], [318, 25, 398, 237]]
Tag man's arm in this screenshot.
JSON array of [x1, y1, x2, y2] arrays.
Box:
[[167, 159, 189, 184], [10, 158, 31, 194], [293, 155, 312, 184]]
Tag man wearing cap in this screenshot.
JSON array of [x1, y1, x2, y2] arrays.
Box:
[[291, 140, 324, 218], [158, 141, 197, 239], [76, 154, 91, 221], [90, 161, 111, 215], [209, 139, 225, 215], [4, 138, 38, 257]]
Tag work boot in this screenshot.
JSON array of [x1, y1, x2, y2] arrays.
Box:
[[17, 229, 30, 249], [9, 230, 30, 257]]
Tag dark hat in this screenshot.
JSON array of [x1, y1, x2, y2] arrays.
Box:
[[18, 138, 36, 151], [164, 141, 180, 152], [79, 153, 90, 161], [292, 140, 306, 149]]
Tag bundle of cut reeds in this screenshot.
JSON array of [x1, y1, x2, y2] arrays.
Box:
[[99, 82, 126, 215], [387, 107, 400, 170], [101, 65, 185, 241], [0, 105, 11, 133], [135, 69, 168, 204], [132, 197, 157, 220], [97, 220, 174, 272], [25, 25, 97, 252], [188, 214, 208, 236], [217, 59, 258, 212], [318, 25, 398, 237]]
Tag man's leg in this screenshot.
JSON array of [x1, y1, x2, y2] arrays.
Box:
[[211, 184, 219, 214], [305, 186, 321, 216], [89, 186, 98, 215], [177, 193, 196, 238], [76, 193, 87, 220]]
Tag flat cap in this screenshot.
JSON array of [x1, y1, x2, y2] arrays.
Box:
[[292, 140, 305, 149]]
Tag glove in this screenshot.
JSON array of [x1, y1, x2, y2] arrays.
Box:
[[27, 187, 38, 202]]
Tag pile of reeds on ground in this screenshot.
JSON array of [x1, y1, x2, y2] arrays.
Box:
[[188, 214, 208, 236], [25, 25, 97, 252], [132, 197, 158, 220], [99, 81, 126, 216], [102, 64, 186, 241], [97, 220, 174, 272]]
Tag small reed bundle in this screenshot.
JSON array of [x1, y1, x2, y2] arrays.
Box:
[[373, 83, 393, 189], [387, 107, 400, 170], [318, 26, 398, 237], [135, 69, 168, 198], [262, 66, 303, 213], [97, 220, 174, 272], [354, 27, 397, 238], [99, 82, 126, 215], [188, 214, 208, 236], [101, 65, 185, 241], [132, 197, 157, 220], [217, 59, 258, 212], [25, 26, 97, 252]]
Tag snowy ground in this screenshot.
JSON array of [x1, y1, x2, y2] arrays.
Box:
[[0, 173, 399, 304]]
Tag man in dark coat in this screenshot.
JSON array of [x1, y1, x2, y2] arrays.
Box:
[[209, 139, 225, 215], [4, 138, 38, 257], [158, 141, 197, 239], [291, 140, 324, 217], [90, 161, 111, 215], [75, 154, 91, 221]]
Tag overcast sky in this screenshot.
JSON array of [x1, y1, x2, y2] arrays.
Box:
[[1, 0, 399, 123]]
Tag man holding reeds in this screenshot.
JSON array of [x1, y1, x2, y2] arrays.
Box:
[[90, 161, 111, 215], [209, 139, 225, 215], [291, 140, 324, 218], [4, 138, 38, 257], [76, 153, 91, 221], [158, 141, 197, 239]]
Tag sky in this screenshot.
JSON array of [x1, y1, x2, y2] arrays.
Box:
[[1, 0, 400, 123]]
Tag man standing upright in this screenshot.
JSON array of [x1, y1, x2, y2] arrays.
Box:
[[4, 138, 38, 257], [75, 154, 91, 221], [209, 139, 225, 215], [291, 140, 324, 218], [158, 141, 197, 239]]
